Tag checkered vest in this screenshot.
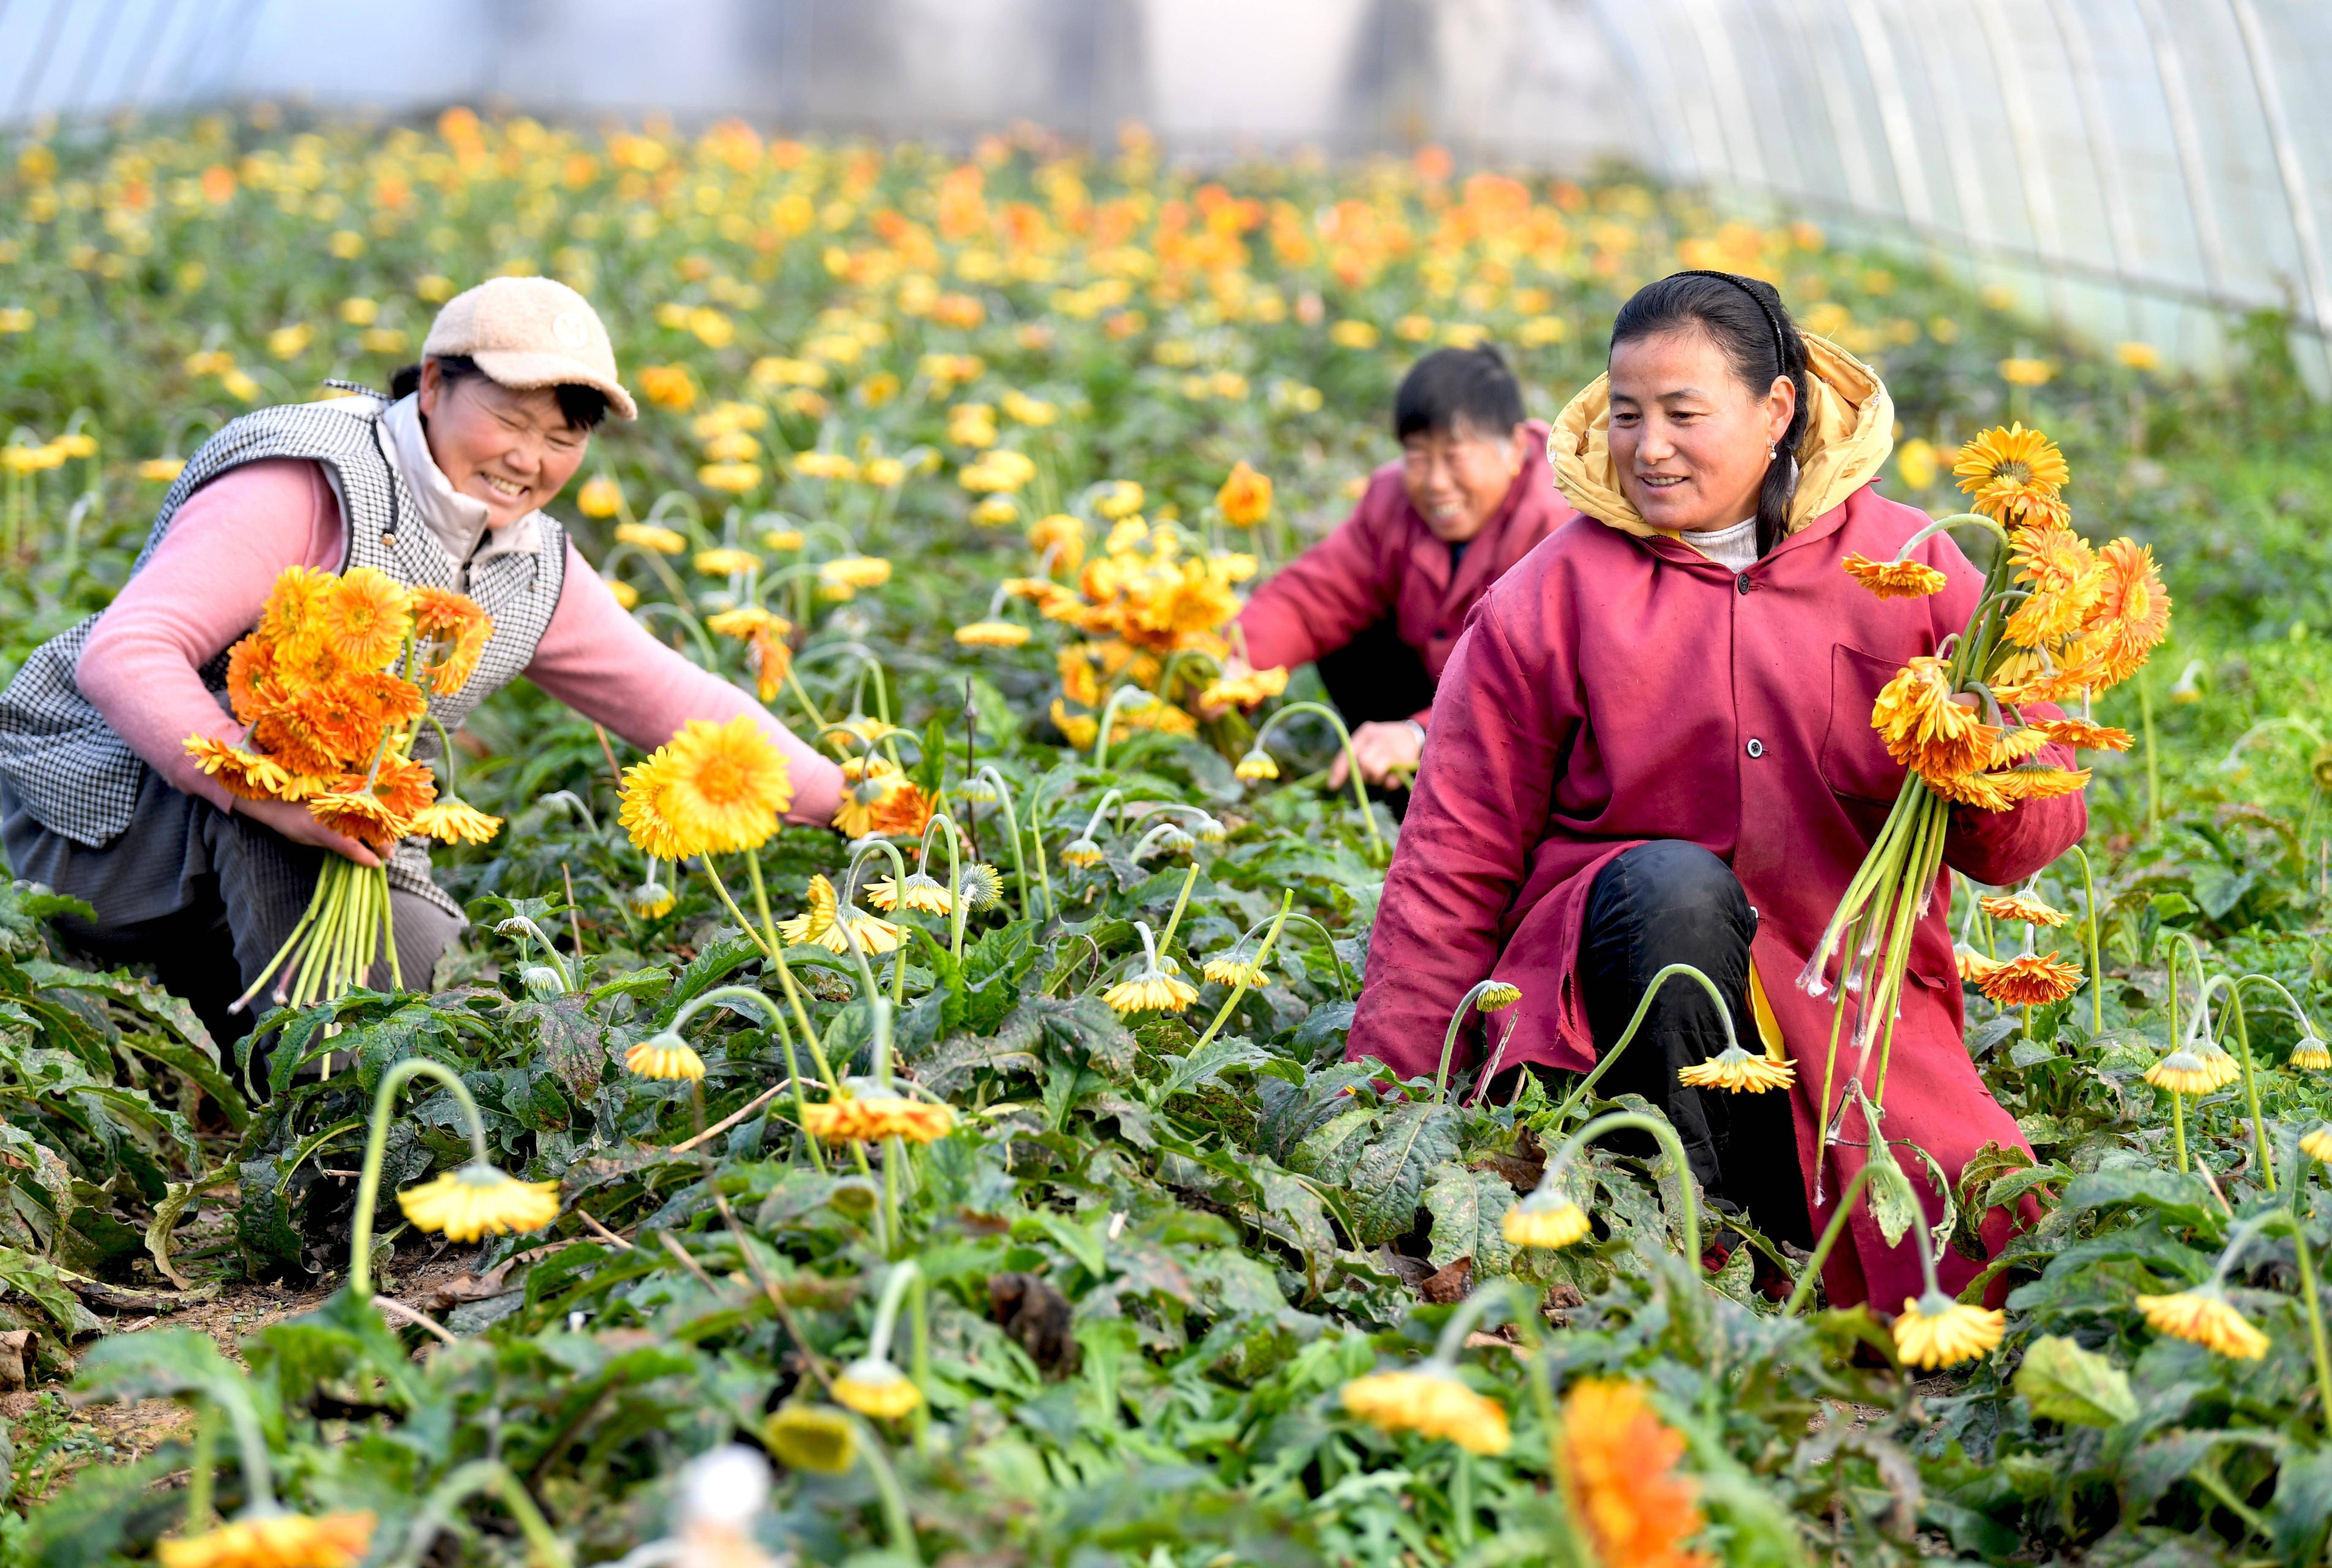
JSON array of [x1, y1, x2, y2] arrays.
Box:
[[0, 391, 567, 904]]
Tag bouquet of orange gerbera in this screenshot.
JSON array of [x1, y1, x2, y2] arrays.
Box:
[[1806, 425, 2169, 1146], [183, 564, 501, 1013]]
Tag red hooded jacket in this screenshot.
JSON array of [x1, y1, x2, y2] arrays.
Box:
[[1234, 420, 1563, 725]]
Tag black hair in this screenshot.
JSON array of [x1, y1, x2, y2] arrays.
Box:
[[1608, 270, 1809, 556], [389, 355, 610, 431], [1392, 345, 1527, 443]]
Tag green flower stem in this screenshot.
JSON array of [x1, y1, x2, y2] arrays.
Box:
[[2067, 844, 2105, 1037], [599, 539, 689, 605], [1433, 980, 1504, 1105], [1223, 909, 1351, 998], [2234, 972, 2325, 1052], [1870, 797, 1948, 1103], [495, 914, 573, 994], [1890, 511, 2012, 561], [1156, 860, 1200, 959], [392, 1460, 575, 1568], [2172, 1089, 2188, 1174], [1077, 789, 1126, 844], [974, 766, 1044, 920], [350, 1057, 494, 1300], [1550, 962, 1738, 1126], [866, 1258, 919, 1367], [852, 1421, 921, 1566], [184, 1405, 216, 1530], [2139, 662, 2161, 838], [2283, 1166, 2332, 1430], [1190, 893, 1292, 1053], [1251, 701, 1385, 862], [845, 838, 913, 1007], [1543, 1111, 1702, 1269], [663, 985, 821, 1171], [1780, 1158, 1882, 1318], [916, 813, 969, 957], [729, 856, 831, 1081], [2221, 981, 2277, 1193], [218, 1387, 278, 1515]]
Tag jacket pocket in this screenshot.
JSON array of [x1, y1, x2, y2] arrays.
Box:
[[1819, 643, 1911, 805]]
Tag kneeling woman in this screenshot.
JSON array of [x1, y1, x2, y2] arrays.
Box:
[[0, 277, 844, 1047], [1347, 272, 2083, 1307]]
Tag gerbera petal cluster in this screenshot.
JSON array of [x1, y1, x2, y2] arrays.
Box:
[[1980, 890, 2069, 927], [1675, 1044, 1795, 1092], [1871, 656, 1997, 781], [866, 872, 954, 914], [1341, 1368, 1510, 1455], [621, 716, 793, 859], [1842, 553, 1948, 600], [156, 1511, 376, 1568], [1102, 955, 1199, 1015], [1893, 1291, 2006, 1369], [1199, 664, 1289, 709], [831, 1357, 924, 1418], [627, 1034, 707, 1080], [1503, 1189, 1591, 1249], [777, 875, 903, 955], [799, 1094, 956, 1143], [396, 1162, 561, 1242], [1976, 952, 2084, 1007], [1562, 1379, 1712, 1568], [2136, 1288, 2270, 1359], [1954, 423, 2070, 528]]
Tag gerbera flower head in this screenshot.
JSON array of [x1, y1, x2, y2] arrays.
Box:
[[800, 1092, 956, 1143], [1061, 835, 1106, 868], [1893, 1290, 2006, 1369], [762, 1403, 857, 1474], [1675, 1044, 1795, 1093], [616, 521, 688, 555], [1994, 761, 2092, 802], [954, 619, 1032, 648], [2066, 538, 2171, 690], [957, 863, 1005, 910], [1503, 1188, 1591, 1249], [2301, 1126, 2332, 1162], [659, 716, 793, 855], [866, 871, 954, 914], [1234, 749, 1280, 782], [1202, 953, 1268, 989], [1871, 656, 1998, 781], [1477, 980, 1523, 1010], [618, 747, 694, 863], [2005, 527, 2103, 648], [409, 795, 502, 845], [411, 585, 491, 695], [305, 788, 409, 854], [832, 1357, 923, 1419], [2144, 1048, 2223, 1095], [624, 878, 676, 919], [396, 1162, 561, 1241], [1103, 954, 1199, 1015], [185, 735, 292, 802], [1956, 945, 2004, 984], [868, 780, 935, 838], [156, 1512, 376, 1568], [1842, 553, 1949, 600], [830, 755, 907, 839], [1200, 665, 1290, 709], [695, 546, 760, 576], [1977, 951, 2084, 1007], [1953, 423, 2070, 528], [2136, 1286, 2269, 1359], [1980, 890, 2069, 927], [776, 874, 902, 956], [706, 604, 788, 640], [1562, 1379, 1711, 1568], [2292, 1039, 2332, 1073], [225, 637, 281, 724], [1341, 1368, 1510, 1455], [259, 564, 337, 646], [318, 566, 414, 670], [2039, 716, 2134, 753], [1216, 460, 1273, 526], [626, 1032, 706, 1081]]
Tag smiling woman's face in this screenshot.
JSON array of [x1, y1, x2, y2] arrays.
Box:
[[418, 361, 590, 529], [1607, 328, 1794, 534]]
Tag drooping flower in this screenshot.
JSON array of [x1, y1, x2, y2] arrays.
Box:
[[1477, 980, 1522, 1010], [1953, 423, 2070, 528], [1201, 953, 1268, 989], [156, 1512, 377, 1568], [577, 474, 624, 517], [2039, 716, 2133, 752], [305, 789, 409, 854], [659, 716, 794, 855], [1562, 1380, 1712, 1568], [1103, 954, 1200, 1015], [1871, 656, 1997, 780], [410, 796, 503, 845], [185, 735, 292, 801], [1979, 890, 2069, 927], [832, 1357, 923, 1419], [1892, 1291, 2006, 1369], [317, 566, 414, 670], [2136, 1287, 2270, 1359], [1234, 749, 1279, 782], [1956, 946, 2004, 984], [865, 872, 954, 914], [1991, 761, 2093, 802], [1341, 1368, 1510, 1456], [397, 1163, 561, 1241], [1199, 665, 1289, 709], [2064, 539, 2171, 690], [1842, 553, 1948, 599], [2144, 1048, 2220, 1095], [1503, 1189, 1591, 1249], [957, 863, 1005, 911], [625, 878, 676, 919], [776, 874, 902, 956], [1976, 952, 2084, 1007], [695, 546, 760, 576], [616, 521, 689, 555], [2301, 1126, 2332, 1162], [763, 1404, 856, 1474], [831, 755, 907, 839], [1060, 835, 1106, 868], [800, 1094, 956, 1143], [1676, 1044, 1795, 1092], [410, 585, 492, 695], [627, 1034, 706, 1081], [2004, 527, 2102, 649], [954, 620, 1031, 648], [818, 555, 894, 597], [2292, 1040, 2332, 1073]]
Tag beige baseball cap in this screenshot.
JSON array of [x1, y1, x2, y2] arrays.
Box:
[[422, 276, 638, 421]]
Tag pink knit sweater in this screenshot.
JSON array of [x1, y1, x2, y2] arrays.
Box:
[[75, 459, 846, 825]]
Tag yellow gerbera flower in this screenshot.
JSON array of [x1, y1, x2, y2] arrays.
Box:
[[1842, 553, 1948, 599], [1102, 957, 1199, 1015], [616, 522, 689, 555], [184, 735, 292, 802], [1892, 1291, 2006, 1369], [1503, 1192, 1591, 1249], [1201, 955, 1267, 988], [954, 620, 1031, 647], [1341, 1368, 1510, 1455], [1979, 891, 2069, 927], [1675, 1044, 1794, 1092], [1871, 656, 1997, 781], [1234, 749, 1279, 782], [409, 797, 503, 846], [799, 1094, 956, 1143], [317, 566, 414, 670], [763, 1403, 856, 1473], [832, 1357, 924, 1419], [2300, 1127, 2332, 1162], [626, 1034, 706, 1080], [1199, 665, 1289, 709], [776, 874, 902, 955], [694, 546, 760, 574], [2292, 1040, 2332, 1072], [865, 872, 954, 914], [2136, 1288, 2270, 1359], [396, 1163, 561, 1242], [156, 1511, 376, 1568], [1953, 423, 2070, 528], [658, 716, 794, 856]]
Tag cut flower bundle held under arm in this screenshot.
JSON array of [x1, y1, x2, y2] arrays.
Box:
[[1810, 424, 2170, 1149], [181, 564, 504, 1010]]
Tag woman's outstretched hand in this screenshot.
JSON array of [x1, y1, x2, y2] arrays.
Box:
[[233, 795, 384, 868], [1328, 719, 1423, 791]]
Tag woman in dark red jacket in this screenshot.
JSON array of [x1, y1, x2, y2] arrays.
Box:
[[1221, 346, 1565, 792], [1347, 274, 2083, 1309]]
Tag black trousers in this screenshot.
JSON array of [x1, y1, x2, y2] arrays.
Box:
[[1315, 618, 1436, 819], [1580, 839, 1812, 1248]]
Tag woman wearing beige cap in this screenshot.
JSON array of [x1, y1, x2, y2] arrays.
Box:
[[0, 277, 846, 1059]]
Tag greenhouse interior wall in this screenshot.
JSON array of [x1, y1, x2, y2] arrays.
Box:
[[4, 0, 2329, 381]]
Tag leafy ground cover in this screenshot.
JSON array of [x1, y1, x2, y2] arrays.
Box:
[[5, 109, 2332, 1566]]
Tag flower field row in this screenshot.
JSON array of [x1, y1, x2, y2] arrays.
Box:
[[5, 108, 2332, 1566]]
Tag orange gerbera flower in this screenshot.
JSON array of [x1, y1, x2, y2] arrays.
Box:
[[259, 565, 336, 644], [1978, 952, 2084, 1007], [832, 755, 908, 838], [2040, 716, 2134, 752], [2004, 527, 2101, 649], [1980, 890, 2069, 926], [225, 638, 280, 723], [1957, 946, 2004, 984], [1871, 657, 1997, 780], [1842, 553, 1948, 599], [344, 668, 428, 732], [286, 683, 381, 769], [1990, 726, 2053, 765], [185, 735, 291, 802], [1925, 768, 2020, 812], [317, 566, 414, 670], [1216, 460, 1273, 526], [1954, 424, 2070, 529], [869, 780, 934, 838], [349, 751, 439, 820], [412, 585, 492, 695], [307, 789, 409, 852], [2067, 538, 2171, 690], [1992, 761, 2092, 802], [271, 631, 345, 695], [1563, 1380, 1711, 1568]]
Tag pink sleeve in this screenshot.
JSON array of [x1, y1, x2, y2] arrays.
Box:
[[74, 460, 344, 811], [1234, 482, 1401, 672], [526, 540, 846, 827]]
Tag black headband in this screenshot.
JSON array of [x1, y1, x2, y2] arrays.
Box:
[[1672, 269, 1789, 369]]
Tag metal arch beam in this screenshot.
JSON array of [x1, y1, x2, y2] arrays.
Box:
[[1775, 0, 1881, 214], [2044, 0, 2146, 333], [1837, 0, 1935, 229], [1673, 0, 1770, 193], [1577, 0, 1700, 185], [1891, 0, 1993, 244], [2131, 0, 2234, 302], [2226, 0, 2332, 337], [1733, 0, 1818, 198], [1967, 0, 2070, 318]]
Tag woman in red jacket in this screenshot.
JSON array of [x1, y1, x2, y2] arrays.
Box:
[[1221, 346, 1564, 793], [1347, 272, 2084, 1308]]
